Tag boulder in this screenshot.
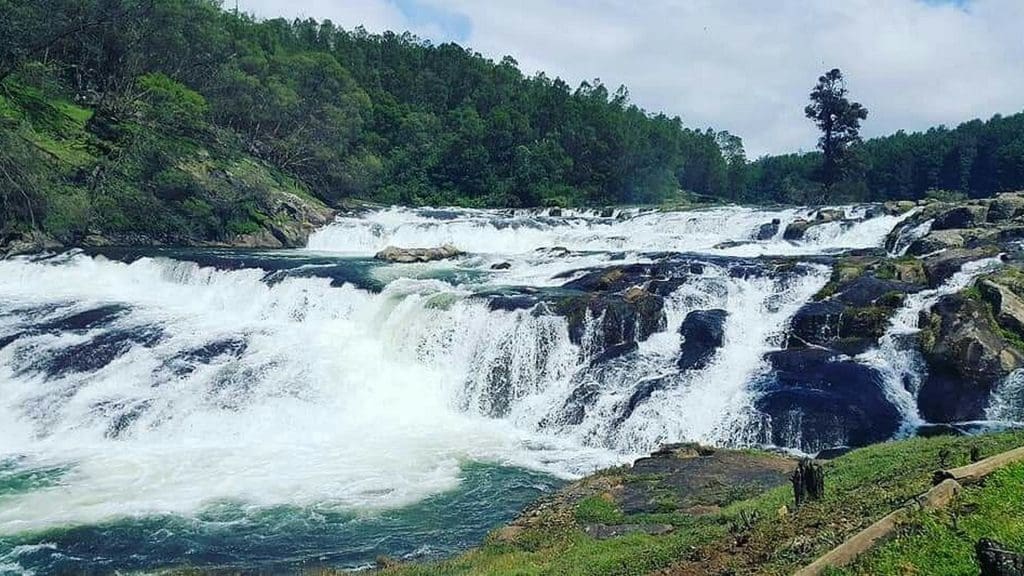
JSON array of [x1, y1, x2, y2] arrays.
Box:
[[977, 539, 1024, 576], [906, 229, 965, 255], [932, 205, 988, 230], [555, 291, 667, 354], [783, 219, 812, 241], [917, 293, 1024, 422], [677, 309, 728, 371], [883, 200, 918, 215], [754, 219, 781, 240], [922, 247, 999, 287], [980, 280, 1024, 334], [816, 208, 845, 222], [375, 244, 464, 263], [490, 261, 512, 270], [987, 194, 1024, 223], [0, 230, 62, 258], [755, 349, 901, 452]]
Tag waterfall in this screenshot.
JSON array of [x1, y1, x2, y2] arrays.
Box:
[[857, 256, 1004, 432], [0, 205, 942, 571]]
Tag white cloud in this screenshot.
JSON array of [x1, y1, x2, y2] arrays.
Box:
[[236, 0, 1024, 156]]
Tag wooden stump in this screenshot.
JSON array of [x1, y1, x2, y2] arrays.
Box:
[[977, 539, 1024, 576], [792, 458, 825, 507]]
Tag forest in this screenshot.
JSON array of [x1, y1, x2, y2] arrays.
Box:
[[1, 0, 1024, 245]]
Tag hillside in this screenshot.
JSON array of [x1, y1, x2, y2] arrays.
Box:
[[0, 0, 728, 253], [4, 0, 1024, 254]]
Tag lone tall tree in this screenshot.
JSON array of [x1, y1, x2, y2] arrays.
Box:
[[805, 68, 869, 190]]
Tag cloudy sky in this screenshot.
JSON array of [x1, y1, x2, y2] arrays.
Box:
[[235, 0, 1024, 157]]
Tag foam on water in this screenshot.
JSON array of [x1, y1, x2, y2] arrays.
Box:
[[307, 205, 907, 257], [857, 256, 1004, 432], [0, 205, 927, 571], [0, 254, 614, 537]]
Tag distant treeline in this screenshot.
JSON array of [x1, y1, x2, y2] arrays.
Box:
[[2, 0, 1024, 242], [742, 112, 1024, 204]]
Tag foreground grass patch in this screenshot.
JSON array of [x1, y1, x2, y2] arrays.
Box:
[[377, 431, 1024, 576], [832, 461, 1024, 576]]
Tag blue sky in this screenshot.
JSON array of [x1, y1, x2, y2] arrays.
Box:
[[236, 0, 1024, 156], [392, 0, 470, 42]]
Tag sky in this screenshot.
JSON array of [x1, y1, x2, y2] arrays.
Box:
[[234, 0, 1024, 157]]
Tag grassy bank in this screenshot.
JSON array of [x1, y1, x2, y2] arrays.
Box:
[[832, 460, 1024, 576], [367, 431, 1024, 576]]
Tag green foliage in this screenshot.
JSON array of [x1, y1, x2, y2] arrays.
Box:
[[805, 68, 869, 190], [574, 496, 626, 525], [374, 431, 1024, 576], [3, 0, 1024, 246], [137, 73, 208, 135], [834, 463, 1024, 576]]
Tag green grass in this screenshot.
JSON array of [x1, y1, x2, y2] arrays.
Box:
[[832, 462, 1024, 576], [574, 495, 626, 525], [370, 431, 1024, 576]]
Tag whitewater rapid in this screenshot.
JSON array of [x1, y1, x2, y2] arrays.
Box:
[[0, 204, 932, 570]]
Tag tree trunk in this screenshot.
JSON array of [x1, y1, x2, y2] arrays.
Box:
[[791, 458, 825, 507]]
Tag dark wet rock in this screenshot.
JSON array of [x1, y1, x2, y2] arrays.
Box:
[[755, 348, 901, 452], [590, 341, 638, 365], [932, 205, 989, 230], [535, 246, 572, 258], [548, 207, 562, 217], [40, 305, 130, 332], [915, 423, 968, 438], [164, 337, 248, 377], [484, 293, 542, 312], [754, 219, 781, 240], [678, 309, 727, 371], [554, 382, 601, 426], [976, 538, 1024, 576], [616, 376, 671, 425], [95, 399, 152, 439], [490, 261, 512, 270], [620, 445, 796, 515], [987, 193, 1024, 223], [22, 325, 164, 378], [783, 218, 812, 241], [917, 292, 1024, 422], [834, 275, 914, 307], [374, 244, 463, 263], [922, 247, 999, 287], [600, 207, 615, 218], [795, 255, 923, 354], [788, 301, 843, 348], [555, 290, 666, 353], [815, 447, 853, 460]]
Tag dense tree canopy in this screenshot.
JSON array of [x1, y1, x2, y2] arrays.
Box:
[[1, 0, 1024, 244]]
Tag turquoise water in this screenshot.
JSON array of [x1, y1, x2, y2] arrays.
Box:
[[0, 462, 560, 574]]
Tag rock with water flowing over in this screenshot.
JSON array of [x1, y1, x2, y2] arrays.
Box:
[[755, 348, 902, 452], [917, 290, 1024, 421], [374, 244, 464, 263], [677, 309, 728, 371], [787, 253, 924, 355]]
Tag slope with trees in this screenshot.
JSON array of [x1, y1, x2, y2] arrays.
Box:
[[2, 1, 1024, 252]]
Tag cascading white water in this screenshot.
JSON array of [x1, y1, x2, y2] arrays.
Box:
[[307, 205, 908, 257], [857, 257, 1004, 432], [0, 205, 928, 572]]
